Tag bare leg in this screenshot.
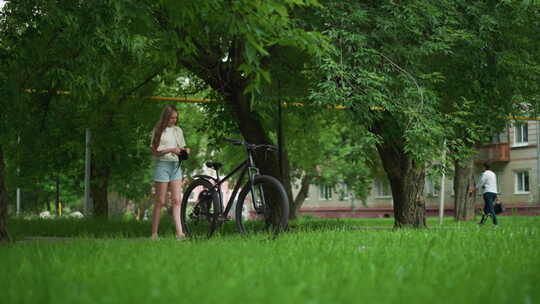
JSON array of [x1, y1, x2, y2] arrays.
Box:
[[169, 179, 185, 238], [152, 182, 168, 240]]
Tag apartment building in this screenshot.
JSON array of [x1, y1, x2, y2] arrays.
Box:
[[299, 120, 540, 218]]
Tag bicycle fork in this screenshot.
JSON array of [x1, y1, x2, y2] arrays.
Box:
[[248, 167, 268, 216]]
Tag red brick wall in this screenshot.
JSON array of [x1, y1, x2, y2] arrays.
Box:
[[298, 203, 540, 218]]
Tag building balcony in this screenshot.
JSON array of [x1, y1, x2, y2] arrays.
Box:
[[475, 142, 510, 163]]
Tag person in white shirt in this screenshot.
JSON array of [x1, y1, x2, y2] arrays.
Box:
[[475, 163, 498, 226], [150, 105, 190, 240]]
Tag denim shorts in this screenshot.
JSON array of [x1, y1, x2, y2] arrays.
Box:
[[153, 161, 182, 182]]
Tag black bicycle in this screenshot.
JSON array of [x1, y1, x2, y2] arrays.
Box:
[[180, 139, 289, 238]]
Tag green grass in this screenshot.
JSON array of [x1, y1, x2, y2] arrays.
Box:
[[1, 216, 539, 304]]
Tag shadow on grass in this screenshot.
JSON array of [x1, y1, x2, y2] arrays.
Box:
[[12, 215, 522, 242], [288, 217, 395, 233], [207, 217, 395, 239], [9, 217, 160, 240], [8, 216, 398, 240]]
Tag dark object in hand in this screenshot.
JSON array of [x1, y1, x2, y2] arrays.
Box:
[[494, 202, 505, 215], [177, 149, 189, 161]]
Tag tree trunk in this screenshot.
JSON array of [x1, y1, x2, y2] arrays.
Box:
[[227, 91, 293, 194], [0, 144, 10, 242], [226, 92, 295, 225], [89, 107, 116, 218], [371, 117, 427, 228], [453, 158, 476, 221], [91, 164, 110, 217], [290, 173, 313, 220], [177, 48, 295, 213], [46, 194, 51, 212], [55, 176, 61, 216], [32, 191, 39, 213]]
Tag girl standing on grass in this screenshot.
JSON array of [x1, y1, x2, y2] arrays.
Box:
[[150, 105, 190, 240]]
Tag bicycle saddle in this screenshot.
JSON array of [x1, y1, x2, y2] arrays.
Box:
[[205, 162, 223, 170]]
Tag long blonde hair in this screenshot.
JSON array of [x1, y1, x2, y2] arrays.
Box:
[[152, 105, 178, 151]]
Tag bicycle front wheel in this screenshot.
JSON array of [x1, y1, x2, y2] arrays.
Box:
[[181, 178, 220, 239], [235, 175, 289, 236]]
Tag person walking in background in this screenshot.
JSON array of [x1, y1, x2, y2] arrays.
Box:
[[150, 105, 190, 240], [475, 163, 499, 227]]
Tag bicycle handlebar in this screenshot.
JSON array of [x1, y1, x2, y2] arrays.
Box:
[[223, 138, 243, 145], [223, 138, 277, 152]]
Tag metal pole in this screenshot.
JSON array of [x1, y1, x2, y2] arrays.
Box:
[[438, 140, 447, 225], [84, 128, 91, 215], [438, 172, 446, 225]]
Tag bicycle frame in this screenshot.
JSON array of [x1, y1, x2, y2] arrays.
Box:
[[181, 140, 287, 238], [209, 149, 260, 219]]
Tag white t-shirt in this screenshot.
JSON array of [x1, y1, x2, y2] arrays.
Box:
[[151, 126, 186, 162], [477, 170, 497, 194]]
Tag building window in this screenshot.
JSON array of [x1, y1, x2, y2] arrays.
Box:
[[490, 131, 509, 144], [493, 170, 502, 194], [513, 123, 529, 146], [337, 183, 350, 201], [425, 177, 440, 197], [515, 171, 530, 194], [375, 179, 392, 198], [305, 187, 310, 200], [319, 185, 334, 200]]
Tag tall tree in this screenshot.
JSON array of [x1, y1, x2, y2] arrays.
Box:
[[148, 0, 326, 207], [0, 0, 163, 219], [308, 1, 463, 227]]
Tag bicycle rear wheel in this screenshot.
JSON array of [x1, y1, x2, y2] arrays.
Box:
[[181, 178, 220, 239], [235, 175, 289, 236]]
